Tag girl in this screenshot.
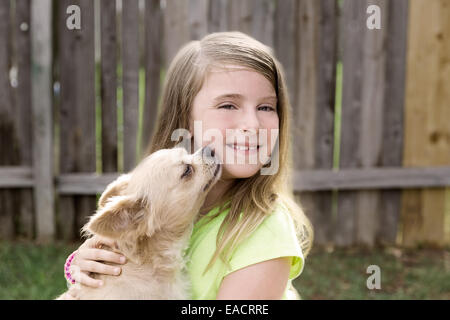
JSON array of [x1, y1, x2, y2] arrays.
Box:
[[62, 31, 313, 300]]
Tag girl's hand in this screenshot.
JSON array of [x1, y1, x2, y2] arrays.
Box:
[[70, 235, 127, 288]]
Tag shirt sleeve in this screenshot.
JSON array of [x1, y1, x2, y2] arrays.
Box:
[[224, 204, 304, 280]]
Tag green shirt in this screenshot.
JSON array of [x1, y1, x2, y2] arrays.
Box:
[[185, 203, 304, 299]]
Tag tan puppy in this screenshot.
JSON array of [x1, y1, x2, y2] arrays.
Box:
[[58, 146, 221, 299]]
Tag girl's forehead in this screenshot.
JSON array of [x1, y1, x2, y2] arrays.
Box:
[[201, 65, 275, 95]]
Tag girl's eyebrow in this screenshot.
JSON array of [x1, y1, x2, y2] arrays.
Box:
[[213, 93, 277, 102]]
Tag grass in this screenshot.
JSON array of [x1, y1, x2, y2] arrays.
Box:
[[293, 246, 450, 300], [0, 241, 80, 300], [1, 241, 449, 300]]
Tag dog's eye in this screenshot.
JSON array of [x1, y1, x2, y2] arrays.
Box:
[[181, 164, 193, 179]]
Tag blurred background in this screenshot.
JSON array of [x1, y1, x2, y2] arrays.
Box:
[[0, 0, 449, 299]]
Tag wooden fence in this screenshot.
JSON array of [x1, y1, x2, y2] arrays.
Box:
[[0, 0, 449, 247]]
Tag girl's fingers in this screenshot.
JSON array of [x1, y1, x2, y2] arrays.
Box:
[[91, 236, 119, 250], [77, 259, 122, 276], [72, 270, 105, 288], [78, 248, 126, 265]]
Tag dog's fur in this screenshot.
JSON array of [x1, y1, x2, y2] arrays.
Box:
[[57, 146, 221, 299]]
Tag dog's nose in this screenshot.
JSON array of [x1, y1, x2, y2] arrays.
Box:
[[202, 145, 215, 159]]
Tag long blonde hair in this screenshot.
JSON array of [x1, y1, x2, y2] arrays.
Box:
[[144, 32, 313, 272]]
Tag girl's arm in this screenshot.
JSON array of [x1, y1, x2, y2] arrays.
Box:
[[216, 257, 291, 300]]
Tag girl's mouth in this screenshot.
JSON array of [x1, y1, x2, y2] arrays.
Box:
[[225, 143, 260, 154]]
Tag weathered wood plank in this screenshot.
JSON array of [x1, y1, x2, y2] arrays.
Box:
[[402, 0, 450, 247], [250, 0, 274, 48], [142, 0, 162, 157], [377, 0, 408, 246], [122, 0, 139, 171], [355, 0, 388, 247], [291, 0, 321, 248], [2, 166, 449, 191], [311, 0, 338, 246], [293, 167, 450, 191], [58, 0, 96, 240], [57, 173, 120, 194], [189, 0, 209, 40], [336, 0, 366, 247], [208, 0, 228, 33], [31, 0, 54, 242], [163, 0, 189, 67], [0, 0, 16, 240], [14, 0, 34, 239], [274, 0, 297, 108], [100, 0, 118, 173], [0, 167, 33, 188]]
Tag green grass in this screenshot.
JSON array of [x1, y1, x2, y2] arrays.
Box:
[[0, 241, 80, 300], [293, 246, 450, 300], [1, 241, 449, 300]]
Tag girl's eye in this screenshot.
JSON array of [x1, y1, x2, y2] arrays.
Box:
[[181, 164, 193, 179], [218, 104, 237, 110], [258, 105, 276, 112]]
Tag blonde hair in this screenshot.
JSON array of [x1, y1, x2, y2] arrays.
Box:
[[144, 31, 313, 273]]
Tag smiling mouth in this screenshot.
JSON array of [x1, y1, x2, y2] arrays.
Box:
[[226, 144, 261, 151], [202, 163, 221, 192]]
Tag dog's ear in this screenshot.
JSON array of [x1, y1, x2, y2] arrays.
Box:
[[98, 174, 131, 209], [84, 195, 146, 239]]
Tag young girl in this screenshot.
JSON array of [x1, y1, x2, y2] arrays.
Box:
[[62, 31, 313, 300]]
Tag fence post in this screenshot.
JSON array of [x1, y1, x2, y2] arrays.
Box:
[[31, 0, 54, 242]]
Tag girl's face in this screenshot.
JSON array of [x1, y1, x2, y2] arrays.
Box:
[[190, 65, 279, 180]]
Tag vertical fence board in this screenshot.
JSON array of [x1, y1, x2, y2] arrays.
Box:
[[122, 0, 139, 171], [250, 0, 274, 48], [14, 0, 34, 239], [274, 0, 297, 108], [228, 0, 252, 34], [402, 0, 450, 247], [100, 0, 118, 173], [336, 0, 366, 246], [189, 0, 209, 40], [291, 0, 328, 248], [58, 0, 96, 240], [354, 0, 387, 247], [312, 0, 338, 246], [208, 0, 228, 33], [31, 0, 54, 241], [0, 0, 17, 240], [142, 0, 162, 157], [164, 0, 189, 67], [377, 0, 408, 246]]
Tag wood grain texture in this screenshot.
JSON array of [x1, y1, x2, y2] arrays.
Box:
[[100, 0, 118, 173], [58, 0, 96, 240], [122, 0, 139, 171], [31, 0, 54, 242], [336, 0, 366, 247], [402, 0, 450, 247], [142, 0, 162, 158], [0, 0, 16, 240], [378, 0, 408, 246]]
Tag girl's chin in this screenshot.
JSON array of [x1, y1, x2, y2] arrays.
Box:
[[221, 163, 262, 179]]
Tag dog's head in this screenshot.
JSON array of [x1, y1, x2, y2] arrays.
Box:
[[83, 146, 221, 240]]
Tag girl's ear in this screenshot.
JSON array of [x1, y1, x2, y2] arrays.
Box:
[[98, 174, 131, 209], [84, 195, 146, 239]]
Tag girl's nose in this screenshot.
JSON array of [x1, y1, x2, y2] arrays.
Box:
[[237, 109, 260, 132]]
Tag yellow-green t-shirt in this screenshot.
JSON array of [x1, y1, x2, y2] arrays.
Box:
[[185, 203, 304, 299]]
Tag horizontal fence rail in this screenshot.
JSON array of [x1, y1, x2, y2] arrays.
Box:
[[2, 166, 450, 192]]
